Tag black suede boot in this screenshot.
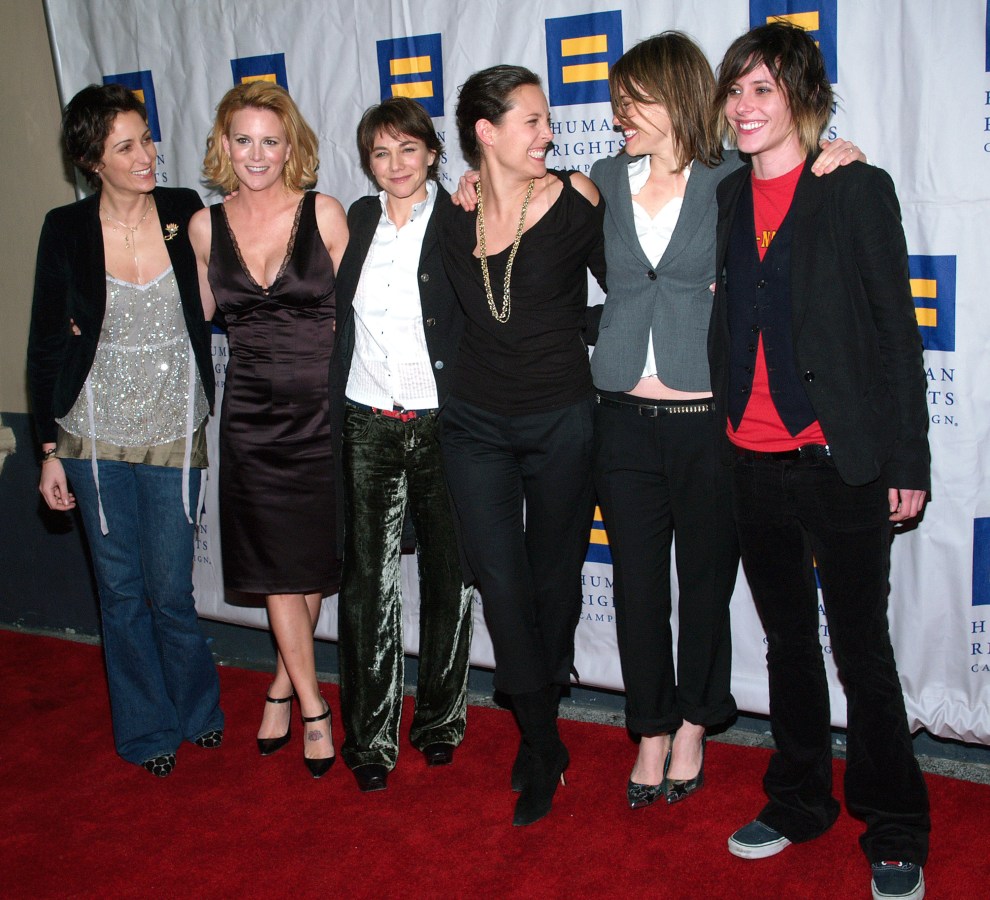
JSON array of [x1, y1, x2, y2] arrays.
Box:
[[511, 685, 569, 826]]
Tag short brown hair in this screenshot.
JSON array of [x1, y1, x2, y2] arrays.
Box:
[[608, 32, 722, 170], [713, 21, 833, 155], [356, 97, 443, 183], [203, 82, 319, 194], [62, 83, 148, 189]]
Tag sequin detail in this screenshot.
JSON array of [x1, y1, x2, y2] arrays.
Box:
[[59, 269, 208, 445]]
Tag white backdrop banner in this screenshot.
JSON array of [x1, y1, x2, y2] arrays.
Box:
[[43, 0, 990, 743]]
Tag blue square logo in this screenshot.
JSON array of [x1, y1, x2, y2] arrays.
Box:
[[545, 11, 623, 108], [909, 255, 956, 352], [586, 506, 612, 564], [103, 70, 161, 141], [974, 518, 990, 606], [376, 34, 443, 119], [750, 0, 838, 84], [230, 53, 288, 89]]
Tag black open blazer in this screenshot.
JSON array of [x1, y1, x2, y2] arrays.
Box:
[[708, 157, 930, 490], [27, 187, 214, 445]]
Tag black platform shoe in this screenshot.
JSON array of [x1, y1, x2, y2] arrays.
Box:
[[142, 753, 176, 778], [194, 729, 223, 749]]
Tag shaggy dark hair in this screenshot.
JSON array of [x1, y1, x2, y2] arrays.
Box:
[[62, 83, 148, 189], [714, 21, 833, 155]]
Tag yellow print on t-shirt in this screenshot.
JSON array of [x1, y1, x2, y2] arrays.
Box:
[[758, 229, 777, 250]]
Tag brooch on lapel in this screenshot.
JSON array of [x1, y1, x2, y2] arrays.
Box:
[[163, 223, 180, 242]]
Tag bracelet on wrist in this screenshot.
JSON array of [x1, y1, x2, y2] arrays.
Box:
[[40, 447, 58, 464]]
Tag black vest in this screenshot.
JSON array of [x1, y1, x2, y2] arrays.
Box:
[[725, 179, 817, 435]]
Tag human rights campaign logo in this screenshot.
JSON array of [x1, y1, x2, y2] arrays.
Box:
[[231, 53, 288, 89], [974, 518, 990, 606], [909, 255, 956, 352], [750, 0, 838, 84], [545, 11, 623, 108], [377, 34, 444, 118], [587, 506, 612, 565], [103, 70, 161, 141]]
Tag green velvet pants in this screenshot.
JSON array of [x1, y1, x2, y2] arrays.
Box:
[[338, 405, 473, 770]]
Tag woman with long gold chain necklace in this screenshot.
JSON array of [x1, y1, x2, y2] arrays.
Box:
[[436, 65, 605, 827], [27, 84, 223, 777]]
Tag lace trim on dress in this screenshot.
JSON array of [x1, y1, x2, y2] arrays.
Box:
[[220, 193, 306, 294]]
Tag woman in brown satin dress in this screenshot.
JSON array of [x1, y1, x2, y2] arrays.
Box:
[[189, 82, 348, 778]]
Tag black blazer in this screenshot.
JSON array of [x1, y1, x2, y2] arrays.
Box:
[[27, 187, 214, 444], [708, 157, 930, 490], [329, 184, 464, 552]]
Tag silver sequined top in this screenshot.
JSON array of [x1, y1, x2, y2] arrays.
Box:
[[58, 269, 209, 448]]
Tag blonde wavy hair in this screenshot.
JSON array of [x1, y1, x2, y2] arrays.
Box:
[[203, 82, 319, 193]]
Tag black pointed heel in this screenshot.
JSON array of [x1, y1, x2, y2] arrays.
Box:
[[302, 699, 336, 779], [257, 692, 293, 756], [664, 736, 705, 804]]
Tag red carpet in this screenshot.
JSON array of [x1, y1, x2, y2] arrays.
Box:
[[1, 629, 985, 898]]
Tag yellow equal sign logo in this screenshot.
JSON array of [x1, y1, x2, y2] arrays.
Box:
[[589, 506, 609, 546], [911, 278, 938, 328], [390, 55, 433, 99], [240, 73, 278, 84], [768, 11, 820, 30], [561, 34, 609, 84]]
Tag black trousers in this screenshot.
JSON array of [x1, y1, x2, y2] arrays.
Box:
[[441, 395, 595, 695], [593, 398, 738, 734], [732, 454, 929, 864], [338, 406, 474, 770]]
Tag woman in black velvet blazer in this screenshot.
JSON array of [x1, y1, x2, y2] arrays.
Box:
[[27, 84, 222, 778]]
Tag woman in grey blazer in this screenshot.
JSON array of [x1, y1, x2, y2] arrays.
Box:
[[589, 33, 860, 809]]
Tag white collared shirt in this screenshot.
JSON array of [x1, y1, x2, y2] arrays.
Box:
[[345, 180, 440, 410], [627, 156, 690, 378]]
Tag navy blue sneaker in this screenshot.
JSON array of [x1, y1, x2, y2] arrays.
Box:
[[871, 861, 925, 900], [727, 820, 792, 859]]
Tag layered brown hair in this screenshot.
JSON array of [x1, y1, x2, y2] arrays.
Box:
[[609, 32, 723, 170]]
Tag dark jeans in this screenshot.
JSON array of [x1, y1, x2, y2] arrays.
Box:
[[593, 399, 738, 734], [337, 405, 473, 770], [732, 454, 929, 864], [62, 458, 223, 765], [441, 395, 595, 695]]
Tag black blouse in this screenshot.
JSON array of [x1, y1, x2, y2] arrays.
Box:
[[437, 171, 606, 415]]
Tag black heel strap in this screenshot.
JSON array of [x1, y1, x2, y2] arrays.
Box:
[[265, 693, 293, 704], [302, 701, 330, 723]]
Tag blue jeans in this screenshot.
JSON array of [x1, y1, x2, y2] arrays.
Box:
[[731, 454, 929, 864], [62, 458, 223, 765]]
